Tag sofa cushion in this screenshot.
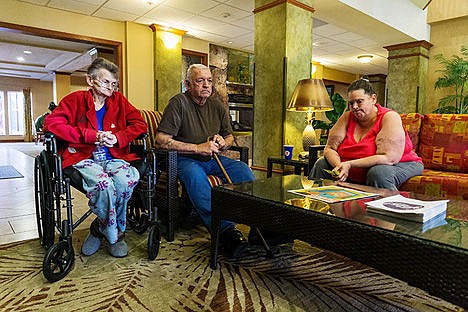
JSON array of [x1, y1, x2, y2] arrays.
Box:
[[418, 114, 468, 173], [400, 169, 468, 200], [400, 113, 424, 153]]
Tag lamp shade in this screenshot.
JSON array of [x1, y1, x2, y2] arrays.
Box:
[[287, 78, 333, 112]]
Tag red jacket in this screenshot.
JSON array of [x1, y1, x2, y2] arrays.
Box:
[[44, 89, 147, 168]]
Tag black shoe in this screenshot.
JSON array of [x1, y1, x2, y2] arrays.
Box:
[[220, 228, 250, 259], [248, 229, 294, 246]]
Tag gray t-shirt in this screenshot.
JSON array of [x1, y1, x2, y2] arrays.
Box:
[[158, 92, 232, 160]]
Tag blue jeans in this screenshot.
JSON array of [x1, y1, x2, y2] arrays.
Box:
[[309, 157, 424, 190], [177, 155, 255, 233]]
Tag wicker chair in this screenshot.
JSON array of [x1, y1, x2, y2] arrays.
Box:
[[139, 110, 249, 241]]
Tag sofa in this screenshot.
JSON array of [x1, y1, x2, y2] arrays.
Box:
[[309, 113, 468, 200], [399, 113, 468, 200], [138, 110, 249, 241]]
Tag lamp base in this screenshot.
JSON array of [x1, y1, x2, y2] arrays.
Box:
[[302, 124, 316, 151]]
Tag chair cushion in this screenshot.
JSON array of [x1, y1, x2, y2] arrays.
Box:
[[418, 114, 468, 173], [400, 113, 424, 153], [140, 110, 163, 148], [399, 169, 468, 200]]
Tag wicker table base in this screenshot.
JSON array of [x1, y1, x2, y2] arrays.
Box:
[[210, 176, 468, 308]]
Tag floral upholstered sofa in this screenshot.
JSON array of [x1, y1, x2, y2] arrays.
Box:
[[399, 113, 468, 200]]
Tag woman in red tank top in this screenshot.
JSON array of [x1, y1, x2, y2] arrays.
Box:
[[309, 78, 423, 190]]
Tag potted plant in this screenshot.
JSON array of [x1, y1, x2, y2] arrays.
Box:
[[432, 46, 468, 114], [313, 93, 347, 144]]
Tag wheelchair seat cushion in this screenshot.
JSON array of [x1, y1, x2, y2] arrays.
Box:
[[63, 160, 148, 194]]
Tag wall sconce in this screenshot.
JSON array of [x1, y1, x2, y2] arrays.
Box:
[[357, 55, 373, 63], [150, 24, 186, 49], [161, 31, 179, 48], [287, 78, 333, 151]]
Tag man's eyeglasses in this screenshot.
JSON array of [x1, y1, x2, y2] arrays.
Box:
[[93, 77, 119, 90]]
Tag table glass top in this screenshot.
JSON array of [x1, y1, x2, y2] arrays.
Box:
[[219, 175, 468, 251]]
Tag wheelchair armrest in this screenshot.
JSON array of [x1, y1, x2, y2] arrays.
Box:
[[308, 145, 325, 170], [226, 145, 249, 164], [135, 133, 148, 140]]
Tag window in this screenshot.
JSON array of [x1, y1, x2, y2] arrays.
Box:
[[0, 90, 24, 136]]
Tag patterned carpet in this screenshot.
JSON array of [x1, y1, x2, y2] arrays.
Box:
[[0, 225, 463, 312]]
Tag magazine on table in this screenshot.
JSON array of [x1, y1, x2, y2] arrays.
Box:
[[365, 194, 448, 223], [366, 210, 448, 233], [288, 185, 379, 204]]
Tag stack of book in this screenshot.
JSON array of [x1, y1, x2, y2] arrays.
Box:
[[365, 194, 448, 223]]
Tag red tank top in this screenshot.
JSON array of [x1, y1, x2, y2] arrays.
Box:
[[337, 104, 422, 183]]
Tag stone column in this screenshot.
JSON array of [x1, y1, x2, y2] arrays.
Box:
[[253, 0, 314, 166], [384, 41, 433, 113], [367, 74, 387, 106], [150, 24, 185, 112], [53, 72, 71, 103]]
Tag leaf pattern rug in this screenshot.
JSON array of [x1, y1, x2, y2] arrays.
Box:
[[0, 226, 463, 312]]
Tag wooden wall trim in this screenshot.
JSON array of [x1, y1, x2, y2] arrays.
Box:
[[182, 49, 208, 66], [387, 52, 430, 60], [0, 21, 123, 89], [384, 40, 433, 51], [254, 0, 315, 14]]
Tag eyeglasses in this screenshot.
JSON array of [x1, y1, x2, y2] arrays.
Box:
[[93, 77, 119, 90]]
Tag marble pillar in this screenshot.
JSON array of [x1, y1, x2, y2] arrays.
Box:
[[151, 25, 185, 112], [368, 74, 387, 106], [253, 0, 314, 167], [384, 41, 433, 113]]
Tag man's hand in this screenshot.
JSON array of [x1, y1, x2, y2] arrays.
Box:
[[212, 134, 226, 151], [196, 140, 220, 156]]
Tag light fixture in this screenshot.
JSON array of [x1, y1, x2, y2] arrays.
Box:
[[23, 50, 32, 54], [16, 57, 25, 62], [150, 24, 187, 49], [287, 78, 333, 151], [357, 55, 373, 63]]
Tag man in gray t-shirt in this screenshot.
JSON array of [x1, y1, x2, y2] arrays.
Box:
[[156, 64, 255, 258]]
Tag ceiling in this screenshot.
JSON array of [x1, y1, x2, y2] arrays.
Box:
[[1, 0, 431, 81]]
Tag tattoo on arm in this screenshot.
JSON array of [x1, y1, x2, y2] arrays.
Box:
[[327, 135, 344, 150], [375, 136, 404, 154]]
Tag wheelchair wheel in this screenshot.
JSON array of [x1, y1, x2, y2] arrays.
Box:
[[43, 240, 75, 282], [147, 223, 161, 260], [34, 154, 55, 249]]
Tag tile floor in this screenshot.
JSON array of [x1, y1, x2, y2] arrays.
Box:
[[0, 142, 90, 246]]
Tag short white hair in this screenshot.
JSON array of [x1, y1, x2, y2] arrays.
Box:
[[186, 64, 209, 81]]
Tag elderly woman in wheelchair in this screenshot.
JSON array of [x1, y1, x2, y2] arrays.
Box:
[[43, 57, 149, 260]]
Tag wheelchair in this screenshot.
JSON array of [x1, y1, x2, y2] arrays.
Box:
[[34, 132, 160, 282]]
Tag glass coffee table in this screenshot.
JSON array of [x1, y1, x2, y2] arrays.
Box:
[[210, 175, 468, 307]]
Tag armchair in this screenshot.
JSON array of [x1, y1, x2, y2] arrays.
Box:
[[139, 110, 249, 241]]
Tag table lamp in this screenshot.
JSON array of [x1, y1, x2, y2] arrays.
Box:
[[287, 78, 333, 154]]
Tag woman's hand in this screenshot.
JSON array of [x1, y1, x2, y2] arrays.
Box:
[[97, 131, 117, 147], [335, 161, 352, 182]]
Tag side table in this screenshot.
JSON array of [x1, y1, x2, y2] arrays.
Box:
[[266, 156, 309, 178]]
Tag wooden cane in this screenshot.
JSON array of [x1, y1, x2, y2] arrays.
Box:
[[210, 139, 273, 258], [212, 153, 233, 184]]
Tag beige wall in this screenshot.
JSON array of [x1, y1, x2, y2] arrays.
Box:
[[428, 0, 468, 23], [125, 22, 154, 110], [425, 15, 468, 113], [0, 0, 154, 111]]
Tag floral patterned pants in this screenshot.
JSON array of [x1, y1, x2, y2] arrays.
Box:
[[73, 159, 140, 244]]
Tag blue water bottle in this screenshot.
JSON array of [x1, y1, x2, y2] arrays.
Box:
[[93, 144, 106, 164]]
